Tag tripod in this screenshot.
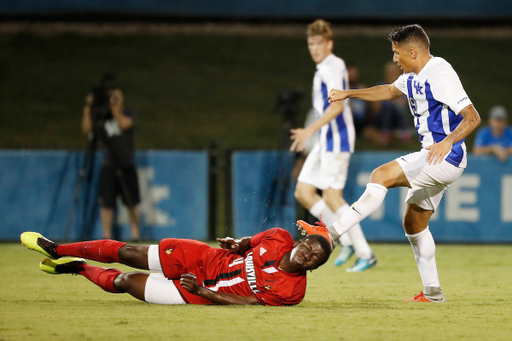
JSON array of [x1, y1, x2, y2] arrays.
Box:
[[63, 132, 99, 241]]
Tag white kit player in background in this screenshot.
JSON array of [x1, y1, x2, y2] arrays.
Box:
[[290, 19, 377, 272], [300, 24, 481, 302]]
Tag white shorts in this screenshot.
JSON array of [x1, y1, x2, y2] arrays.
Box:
[[396, 149, 464, 211], [144, 245, 185, 305], [298, 144, 351, 190]]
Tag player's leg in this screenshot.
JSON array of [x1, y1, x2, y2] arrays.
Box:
[[127, 205, 140, 242], [324, 188, 376, 271], [100, 207, 114, 239], [118, 166, 141, 242], [403, 204, 445, 302], [39, 257, 185, 304], [21, 231, 151, 269], [98, 166, 117, 240], [294, 181, 322, 210], [329, 160, 408, 240]]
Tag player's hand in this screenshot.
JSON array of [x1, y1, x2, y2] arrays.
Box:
[[290, 128, 313, 152], [328, 89, 348, 103], [180, 273, 201, 294], [425, 140, 451, 165], [217, 237, 240, 252]]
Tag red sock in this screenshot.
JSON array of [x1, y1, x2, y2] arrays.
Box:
[[78, 263, 122, 293], [56, 240, 126, 263]]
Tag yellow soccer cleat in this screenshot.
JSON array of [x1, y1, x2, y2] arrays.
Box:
[[39, 257, 86, 275], [20, 232, 59, 259]]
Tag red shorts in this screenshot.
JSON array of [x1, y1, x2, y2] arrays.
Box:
[[158, 238, 223, 304]]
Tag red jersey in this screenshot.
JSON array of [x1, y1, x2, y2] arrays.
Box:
[[158, 228, 307, 306]]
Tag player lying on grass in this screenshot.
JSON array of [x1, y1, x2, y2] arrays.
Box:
[[21, 228, 330, 306]]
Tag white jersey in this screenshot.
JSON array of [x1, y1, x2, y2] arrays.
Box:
[[312, 54, 355, 153], [394, 57, 472, 168]]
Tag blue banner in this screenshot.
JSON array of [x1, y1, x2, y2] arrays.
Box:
[[0, 150, 208, 241], [232, 151, 298, 238], [232, 151, 512, 243]]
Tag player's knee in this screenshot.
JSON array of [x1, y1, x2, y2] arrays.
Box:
[[294, 187, 308, 203], [118, 245, 148, 269], [113, 273, 131, 292], [323, 195, 344, 208], [369, 167, 386, 184]]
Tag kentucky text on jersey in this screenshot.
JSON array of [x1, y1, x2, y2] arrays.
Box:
[[394, 57, 472, 168]]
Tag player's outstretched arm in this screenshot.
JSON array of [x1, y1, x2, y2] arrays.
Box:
[[180, 273, 262, 305], [328, 84, 402, 103], [426, 104, 481, 165]]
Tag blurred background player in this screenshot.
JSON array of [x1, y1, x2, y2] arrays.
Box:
[[82, 78, 141, 241], [290, 19, 376, 272], [473, 105, 512, 162], [305, 24, 481, 302]]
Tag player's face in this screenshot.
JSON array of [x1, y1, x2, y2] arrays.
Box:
[[392, 42, 414, 73], [308, 35, 333, 64], [290, 238, 327, 270]]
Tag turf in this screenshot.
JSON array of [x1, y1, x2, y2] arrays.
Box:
[[2, 242, 511, 341]]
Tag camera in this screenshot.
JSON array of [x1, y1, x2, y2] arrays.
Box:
[[91, 73, 116, 121]]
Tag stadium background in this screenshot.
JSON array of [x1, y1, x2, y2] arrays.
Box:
[[0, 0, 511, 243]]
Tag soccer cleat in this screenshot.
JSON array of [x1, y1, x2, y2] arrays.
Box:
[[404, 291, 446, 302], [346, 254, 377, 272], [20, 232, 59, 259], [39, 257, 86, 275], [296, 217, 332, 248], [334, 245, 355, 266]]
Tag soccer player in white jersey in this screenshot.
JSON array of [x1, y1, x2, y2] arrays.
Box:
[[290, 19, 377, 272], [298, 24, 481, 302]]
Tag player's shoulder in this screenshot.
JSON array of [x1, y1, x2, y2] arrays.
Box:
[[423, 57, 457, 76], [264, 227, 293, 239], [319, 54, 346, 71]]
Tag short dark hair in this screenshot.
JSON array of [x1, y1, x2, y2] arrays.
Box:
[[306, 234, 331, 268], [388, 24, 430, 50]]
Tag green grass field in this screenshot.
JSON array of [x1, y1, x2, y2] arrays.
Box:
[[2, 242, 511, 341]]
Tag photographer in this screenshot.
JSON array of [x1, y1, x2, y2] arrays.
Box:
[[81, 85, 141, 242]]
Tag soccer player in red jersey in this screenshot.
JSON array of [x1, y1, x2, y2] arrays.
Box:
[[21, 228, 330, 306]]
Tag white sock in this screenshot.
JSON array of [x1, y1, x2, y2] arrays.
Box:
[[406, 227, 440, 288], [309, 200, 352, 246], [332, 205, 352, 247], [335, 204, 372, 259], [332, 183, 388, 236]]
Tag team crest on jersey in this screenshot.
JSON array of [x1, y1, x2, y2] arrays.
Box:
[[413, 80, 423, 95], [262, 280, 275, 291], [163, 244, 179, 255]]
